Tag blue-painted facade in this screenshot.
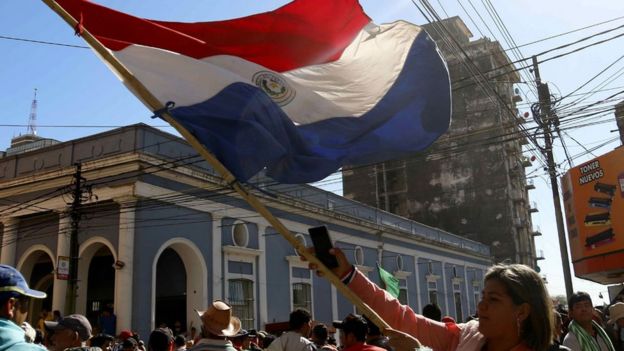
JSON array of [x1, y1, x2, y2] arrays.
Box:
[[132, 203, 213, 334], [0, 124, 492, 339]]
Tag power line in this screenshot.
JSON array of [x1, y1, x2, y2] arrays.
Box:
[[556, 64, 624, 111], [434, 0, 450, 19], [539, 30, 624, 65], [505, 15, 624, 51], [3, 99, 615, 220], [416, 0, 548, 167], [563, 131, 597, 158], [561, 88, 624, 116], [2, 12, 620, 260], [2, 14, 623, 55], [4, 108, 616, 249], [0, 35, 89, 49], [558, 54, 624, 102], [452, 22, 624, 90], [0, 139, 208, 217], [455, 0, 485, 37], [2, 17, 620, 235], [463, 0, 497, 42], [0, 124, 173, 128], [479, 0, 538, 98]]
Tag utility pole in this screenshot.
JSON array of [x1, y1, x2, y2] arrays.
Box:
[[66, 163, 85, 314], [531, 56, 574, 298]]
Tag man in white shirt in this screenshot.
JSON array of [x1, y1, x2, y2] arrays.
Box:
[[563, 292, 615, 351], [266, 309, 315, 351]]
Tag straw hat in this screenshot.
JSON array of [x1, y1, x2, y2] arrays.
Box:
[[608, 302, 624, 324], [196, 300, 241, 337]]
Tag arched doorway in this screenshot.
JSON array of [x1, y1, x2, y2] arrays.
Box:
[[27, 254, 54, 327], [155, 248, 186, 330], [17, 247, 55, 327], [16, 245, 54, 328], [81, 244, 116, 334], [152, 239, 207, 333]]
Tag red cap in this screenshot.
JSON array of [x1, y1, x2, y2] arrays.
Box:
[[118, 330, 133, 340]]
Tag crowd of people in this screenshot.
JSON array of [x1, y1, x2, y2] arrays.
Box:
[[2, 251, 624, 351]]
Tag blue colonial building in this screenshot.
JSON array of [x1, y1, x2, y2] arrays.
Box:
[[0, 124, 491, 338]]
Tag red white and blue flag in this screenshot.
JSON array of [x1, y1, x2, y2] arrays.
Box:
[[56, 0, 451, 183]]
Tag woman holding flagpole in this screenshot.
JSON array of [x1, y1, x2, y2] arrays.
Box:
[[306, 248, 554, 351]]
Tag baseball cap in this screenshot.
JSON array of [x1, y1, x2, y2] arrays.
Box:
[[118, 330, 134, 340], [0, 264, 46, 299], [45, 314, 92, 341]]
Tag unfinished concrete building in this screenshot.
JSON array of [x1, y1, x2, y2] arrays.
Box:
[[343, 17, 540, 267]]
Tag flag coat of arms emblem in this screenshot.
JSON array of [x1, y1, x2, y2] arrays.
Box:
[[56, 0, 451, 183]]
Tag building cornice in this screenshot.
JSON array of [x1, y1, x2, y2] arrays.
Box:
[[0, 141, 491, 262]]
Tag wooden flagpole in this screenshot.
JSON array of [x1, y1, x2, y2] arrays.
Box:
[[41, 0, 421, 343]]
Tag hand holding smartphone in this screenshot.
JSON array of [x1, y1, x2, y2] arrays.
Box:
[[308, 225, 339, 269]]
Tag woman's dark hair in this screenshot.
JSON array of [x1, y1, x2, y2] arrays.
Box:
[[485, 264, 553, 351]]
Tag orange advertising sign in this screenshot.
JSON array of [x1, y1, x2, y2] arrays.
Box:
[[561, 147, 624, 284]]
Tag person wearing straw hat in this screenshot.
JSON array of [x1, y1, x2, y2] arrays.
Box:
[[607, 303, 624, 351], [189, 300, 241, 351], [608, 303, 624, 328], [0, 264, 47, 351]]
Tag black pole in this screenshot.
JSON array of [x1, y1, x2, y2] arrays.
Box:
[[66, 163, 83, 314], [531, 56, 574, 299]]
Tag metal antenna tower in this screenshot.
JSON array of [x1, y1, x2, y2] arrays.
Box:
[[27, 88, 38, 135]]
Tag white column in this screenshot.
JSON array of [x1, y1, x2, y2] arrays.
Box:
[[331, 285, 338, 321], [442, 262, 450, 316], [414, 256, 422, 311], [53, 213, 70, 314], [212, 215, 223, 301], [114, 197, 136, 333], [463, 266, 471, 315], [257, 224, 268, 328], [1, 218, 19, 266]]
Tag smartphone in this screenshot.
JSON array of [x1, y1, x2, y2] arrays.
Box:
[[308, 225, 339, 269]]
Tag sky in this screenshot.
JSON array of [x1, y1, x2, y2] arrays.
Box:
[[1, 0, 623, 305]]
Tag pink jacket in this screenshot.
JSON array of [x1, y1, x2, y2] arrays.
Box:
[[347, 268, 532, 351]]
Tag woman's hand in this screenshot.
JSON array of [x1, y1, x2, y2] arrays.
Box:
[[300, 247, 353, 278]]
